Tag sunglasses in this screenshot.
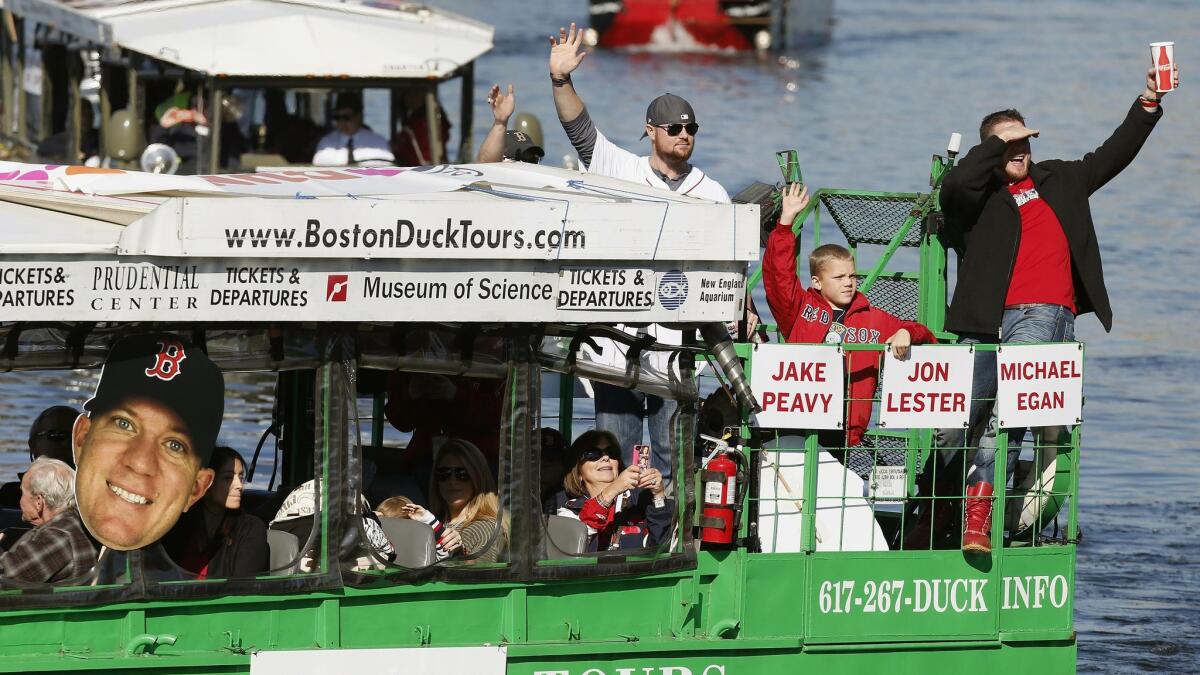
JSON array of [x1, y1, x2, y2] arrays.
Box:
[[332, 113, 356, 122], [32, 430, 68, 442], [579, 447, 619, 463], [518, 148, 545, 164], [434, 466, 471, 482], [656, 122, 699, 137]]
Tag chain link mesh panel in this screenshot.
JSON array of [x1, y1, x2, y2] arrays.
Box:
[[820, 192, 923, 247], [844, 434, 908, 482], [857, 273, 920, 322]]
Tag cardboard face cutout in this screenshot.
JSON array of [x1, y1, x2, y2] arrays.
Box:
[[74, 335, 223, 551]]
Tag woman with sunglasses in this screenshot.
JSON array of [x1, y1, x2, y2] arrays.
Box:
[[550, 430, 673, 553], [428, 439, 506, 564]]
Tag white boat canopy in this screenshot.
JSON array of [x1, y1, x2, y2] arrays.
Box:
[[6, 0, 493, 80], [0, 160, 758, 328]]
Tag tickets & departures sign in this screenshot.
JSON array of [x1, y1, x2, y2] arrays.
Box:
[[878, 345, 975, 430], [995, 343, 1084, 429], [749, 343, 844, 429]]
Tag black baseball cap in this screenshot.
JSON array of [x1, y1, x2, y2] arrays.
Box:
[[84, 334, 225, 465], [640, 93, 697, 139], [503, 130, 544, 164]]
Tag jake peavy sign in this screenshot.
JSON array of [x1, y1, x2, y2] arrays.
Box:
[[749, 343, 844, 430], [0, 258, 743, 323]]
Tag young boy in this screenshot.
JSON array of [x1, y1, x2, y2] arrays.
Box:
[[763, 183, 936, 448], [375, 495, 462, 561]]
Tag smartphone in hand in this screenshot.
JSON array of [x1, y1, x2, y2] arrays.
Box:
[[633, 444, 651, 469]]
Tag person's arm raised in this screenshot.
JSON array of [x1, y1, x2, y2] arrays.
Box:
[[762, 183, 811, 339], [548, 23, 588, 123], [1074, 65, 1173, 195], [477, 84, 515, 163]]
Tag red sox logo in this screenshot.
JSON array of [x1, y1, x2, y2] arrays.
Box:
[[144, 339, 187, 381]]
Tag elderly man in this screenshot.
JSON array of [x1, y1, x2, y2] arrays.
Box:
[[72, 333, 224, 551], [0, 458, 96, 583]]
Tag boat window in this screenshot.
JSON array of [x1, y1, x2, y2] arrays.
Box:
[[534, 368, 687, 567], [345, 327, 514, 580]]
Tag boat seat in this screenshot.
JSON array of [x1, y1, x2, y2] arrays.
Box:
[[379, 517, 436, 568], [544, 514, 588, 559], [266, 529, 300, 575]]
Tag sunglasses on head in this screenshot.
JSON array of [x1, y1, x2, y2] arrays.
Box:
[[434, 466, 471, 482], [656, 122, 699, 137], [32, 430, 68, 442], [579, 446, 619, 463]]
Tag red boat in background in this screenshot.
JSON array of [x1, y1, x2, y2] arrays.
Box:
[[588, 0, 833, 51]]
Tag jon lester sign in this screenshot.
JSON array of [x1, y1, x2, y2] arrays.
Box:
[[878, 346, 974, 429], [750, 343, 844, 429], [995, 343, 1084, 429]]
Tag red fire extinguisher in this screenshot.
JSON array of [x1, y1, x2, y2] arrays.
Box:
[[700, 438, 744, 546]]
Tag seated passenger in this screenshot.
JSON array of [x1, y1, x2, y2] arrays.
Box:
[[429, 439, 506, 564], [270, 479, 395, 571], [376, 495, 462, 561], [764, 183, 936, 449], [550, 430, 672, 552], [312, 91, 394, 166], [0, 405, 79, 509], [0, 458, 97, 583], [392, 90, 451, 166], [163, 447, 269, 579]]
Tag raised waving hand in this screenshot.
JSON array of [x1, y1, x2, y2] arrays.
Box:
[[549, 22, 588, 80]]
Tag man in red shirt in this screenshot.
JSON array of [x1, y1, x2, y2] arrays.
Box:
[[936, 65, 1176, 553]]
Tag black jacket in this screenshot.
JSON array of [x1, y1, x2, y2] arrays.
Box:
[[164, 509, 269, 579], [941, 99, 1161, 336]]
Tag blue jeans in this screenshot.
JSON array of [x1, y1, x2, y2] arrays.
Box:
[[935, 304, 1075, 487], [594, 382, 677, 482]]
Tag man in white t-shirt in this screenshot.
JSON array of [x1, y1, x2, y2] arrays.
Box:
[[547, 23, 730, 482], [312, 92, 394, 167]]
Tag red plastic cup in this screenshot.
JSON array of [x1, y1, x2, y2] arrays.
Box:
[[1150, 42, 1176, 93]]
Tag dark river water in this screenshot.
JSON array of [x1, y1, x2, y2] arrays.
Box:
[[2, 0, 1197, 671]]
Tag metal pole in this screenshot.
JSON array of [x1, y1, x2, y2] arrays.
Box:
[[207, 81, 222, 173], [557, 373, 574, 439], [1, 10, 12, 138], [424, 88, 443, 165], [457, 62, 474, 163], [13, 16, 25, 142], [66, 48, 82, 163], [98, 65, 112, 162]]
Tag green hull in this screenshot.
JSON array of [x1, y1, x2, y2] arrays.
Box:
[[0, 548, 1076, 673]]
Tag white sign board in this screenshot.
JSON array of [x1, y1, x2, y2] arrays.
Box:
[[750, 343, 844, 430], [250, 645, 506, 675], [995, 343, 1084, 429], [878, 345, 975, 429], [0, 257, 743, 323]]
